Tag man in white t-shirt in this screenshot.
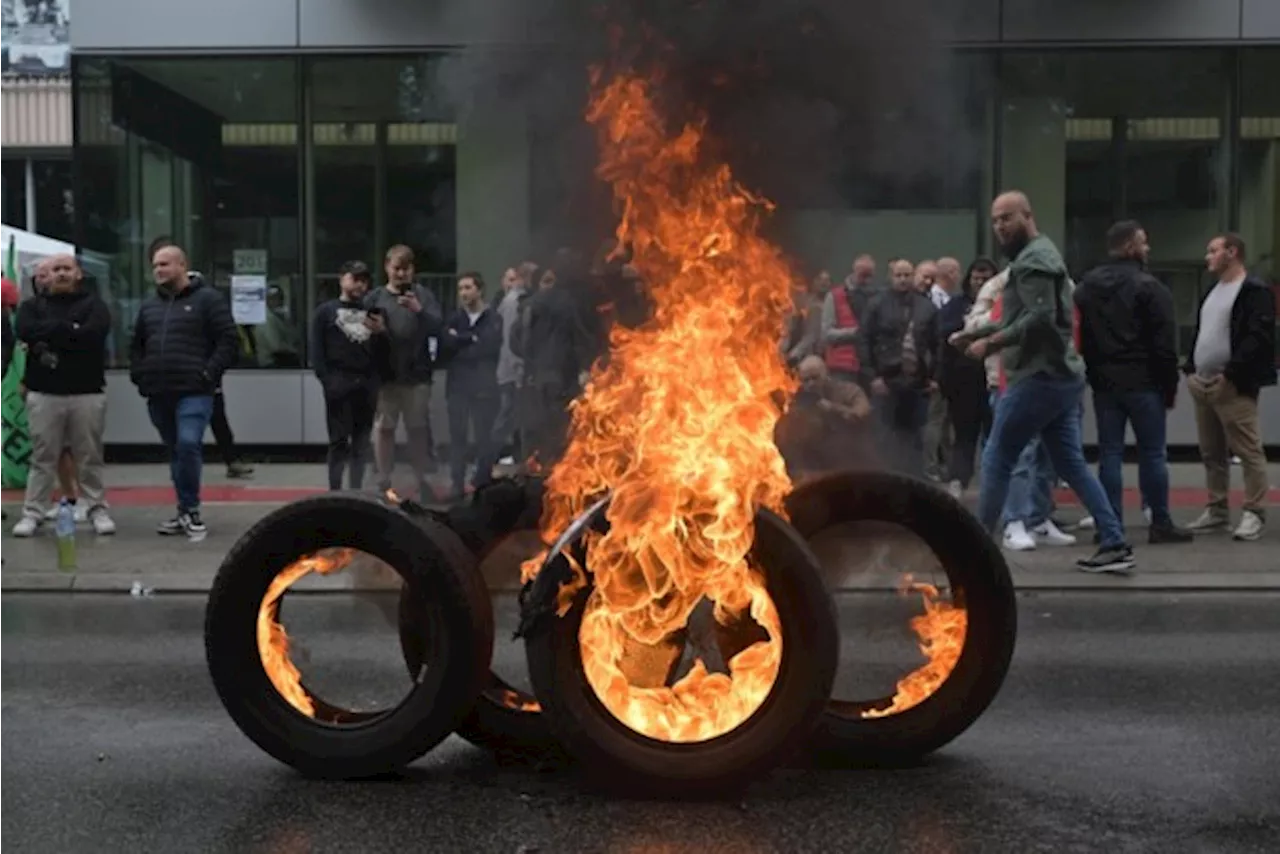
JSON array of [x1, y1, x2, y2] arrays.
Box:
[[1183, 233, 1276, 542]]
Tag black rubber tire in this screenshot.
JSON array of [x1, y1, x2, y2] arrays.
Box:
[[523, 505, 839, 797], [205, 494, 494, 778], [397, 478, 561, 760], [784, 470, 1018, 765]]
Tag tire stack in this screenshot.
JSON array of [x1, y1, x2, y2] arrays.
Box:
[[204, 471, 1017, 793]]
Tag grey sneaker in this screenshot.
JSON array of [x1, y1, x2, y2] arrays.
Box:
[[1187, 509, 1230, 533], [181, 511, 208, 543]]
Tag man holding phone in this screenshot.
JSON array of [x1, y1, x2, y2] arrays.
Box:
[[364, 245, 443, 499]]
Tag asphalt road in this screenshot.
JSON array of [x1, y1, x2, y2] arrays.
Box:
[[3, 592, 1278, 853]]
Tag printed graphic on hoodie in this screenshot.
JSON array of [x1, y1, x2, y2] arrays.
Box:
[[335, 308, 372, 344]]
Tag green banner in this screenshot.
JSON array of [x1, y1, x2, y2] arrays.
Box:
[[2, 335, 31, 488], [3, 235, 31, 489]]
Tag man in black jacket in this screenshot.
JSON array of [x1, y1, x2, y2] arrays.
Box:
[[440, 272, 503, 498], [11, 254, 115, 538], [1076, 221, 1192, 544], [862, 258, 940, 477], [311, 260, 387, 491], [1182, 233, 1276, 542], [130, 244, 239, 541]]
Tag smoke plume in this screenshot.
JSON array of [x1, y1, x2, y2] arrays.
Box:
[[434, 0, 981, 259]]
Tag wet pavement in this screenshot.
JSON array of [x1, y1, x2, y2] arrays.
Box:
[[3, 591, 1278, 853]]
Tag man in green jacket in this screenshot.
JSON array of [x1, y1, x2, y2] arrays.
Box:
[[951, 191, 1133, 574]]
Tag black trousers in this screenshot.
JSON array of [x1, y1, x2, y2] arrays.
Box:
[[876, 381, 928, 478], [210, 392, 238, 466], [447, 391, 500, 494], [324, 382, 377, 491], [944, 378, 992, 489]]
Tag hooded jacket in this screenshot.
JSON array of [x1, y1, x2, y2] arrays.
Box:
[[129, 273, 239, 399], [1074, 258, 1179, 399]]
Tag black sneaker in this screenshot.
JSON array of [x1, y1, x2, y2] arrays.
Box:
[[181, 511, 208, 542], [157, 515, 185, 536], [1076, 545, 1136, 575], [226, 462, 255, 479], [1149, 523, 1194, 545]]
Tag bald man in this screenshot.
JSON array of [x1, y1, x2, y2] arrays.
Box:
[[131, 243, 239, 541], [952, 191, 1132, 574], [29, 257, 85, 516], [776, 356, 872, 477], [11, 254, 115, 537]]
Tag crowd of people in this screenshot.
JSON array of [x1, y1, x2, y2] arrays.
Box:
[[2, 190, 1274, 573], [778, 191, 1275, 573]]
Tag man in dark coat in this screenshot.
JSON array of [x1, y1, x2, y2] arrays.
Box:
[[130, 244, 238, 541]]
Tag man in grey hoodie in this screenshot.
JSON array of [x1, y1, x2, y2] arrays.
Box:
[[486, 265, 529, 470]]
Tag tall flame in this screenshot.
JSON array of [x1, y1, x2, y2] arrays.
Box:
[[256, 549, 355, 717], [528, 68, 798, 743]]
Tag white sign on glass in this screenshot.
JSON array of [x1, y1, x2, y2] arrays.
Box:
[[230, 275, 268, 325]]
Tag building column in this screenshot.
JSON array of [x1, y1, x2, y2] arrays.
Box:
[[999, 97, 1067, 250], [24, 157, 36, 232], [455, 105, 531, 284]]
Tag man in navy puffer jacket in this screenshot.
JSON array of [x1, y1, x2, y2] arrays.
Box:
[[129, 244, 238, 541]]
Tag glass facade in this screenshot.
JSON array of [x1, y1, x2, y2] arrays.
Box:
[[71, 47, 1279, 369], [72, 55, 457, 368]]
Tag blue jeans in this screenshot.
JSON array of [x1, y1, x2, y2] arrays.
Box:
[[1094, 389, 1171, 527], [978, 374, 1126, 550], [989, 391, 1056, 529], [1004, 437, 1055, 528], [147, 395, 214, 512]]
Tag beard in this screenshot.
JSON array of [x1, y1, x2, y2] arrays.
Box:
[[997, 228, 1030, 260]]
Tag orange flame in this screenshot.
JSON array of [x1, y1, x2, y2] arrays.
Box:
[[526, 68, 798, 743], [861, 578, 968, 719], [256, 549, 355, 717]]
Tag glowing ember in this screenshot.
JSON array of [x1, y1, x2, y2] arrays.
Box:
[[862, 577, 967, 719], [526, 68, 798, 743], [257, 549, 355, 717]]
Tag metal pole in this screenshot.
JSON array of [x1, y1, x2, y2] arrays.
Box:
[[24, 157, 37, 232]]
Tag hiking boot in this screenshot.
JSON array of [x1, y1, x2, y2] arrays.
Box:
[[1076, 545, 1136, 575], [1187, 509, 1229, 533], [1232, 511, 1264, 542]]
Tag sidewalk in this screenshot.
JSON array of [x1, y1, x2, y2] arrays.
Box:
[[2, 463, 1278, 592]]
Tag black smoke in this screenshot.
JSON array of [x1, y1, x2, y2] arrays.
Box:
[[435, 0, 981, 258]]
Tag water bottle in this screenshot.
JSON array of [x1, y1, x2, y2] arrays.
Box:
[[55, 499, 77, 571]]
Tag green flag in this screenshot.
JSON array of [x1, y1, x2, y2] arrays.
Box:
[[3, 234, 32, 488], [3, 234, 15, 281]]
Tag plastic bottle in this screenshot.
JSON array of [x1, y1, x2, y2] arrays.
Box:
[[55, 499, 77, 571]]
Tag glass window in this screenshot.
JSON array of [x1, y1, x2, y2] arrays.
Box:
[[2, 157, 28, 228], [32, 157, 73, 243], [999, 50, 1229, 352], [768, 52, 995, 279], [73, 56, 302, 368], [1239, 49, 1280, 363], [308, 57, 457, 315]]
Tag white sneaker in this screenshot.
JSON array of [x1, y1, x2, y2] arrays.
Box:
[[11, 515, 40, 537], [1187, 509, 1230, 533], [89, 508, 117, 536], [1032, 519, 1077, 546], [1003, 520, 1036, 551], [498, 456, 516, 466], [1077, 515, 1096, 530], [1232, 511, 1264, 542], [1142, 506, 1152, 526], [947, 480, 963, 500]]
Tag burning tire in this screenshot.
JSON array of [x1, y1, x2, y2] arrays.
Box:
[[396, 478, 561, 760], [205, 494, 493, 778], [521, 500, 838, 796], [785, 470, 1017, 765]]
